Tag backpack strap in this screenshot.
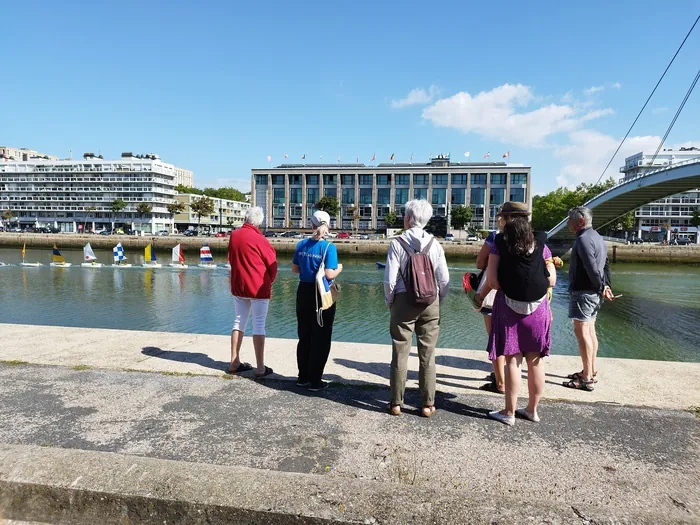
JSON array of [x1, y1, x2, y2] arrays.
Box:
[[395, 236, 416, 255], [420, 237, 435, 255]]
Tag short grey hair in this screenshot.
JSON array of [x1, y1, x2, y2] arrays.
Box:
[[404, 199, 433, 229], [244, 206, 264, 228], [568, 206, 593, 228]]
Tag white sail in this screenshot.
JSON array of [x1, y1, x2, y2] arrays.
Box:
[[172, 244, 182, 263], [83, 243, 97, 262]]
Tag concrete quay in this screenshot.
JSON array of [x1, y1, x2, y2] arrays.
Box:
[[0, 324, 699, 523]]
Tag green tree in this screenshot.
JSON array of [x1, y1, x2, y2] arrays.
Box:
[[450, 205, 473, 238], [203, 187, 247, 202], [532, 177, 618, 232], [315, 196, 340, 217], [136, 202, 153, 231], [110, 199, 127, 229], [1, 209, 15, 221], [690, 210, 700, 230], [189, 197, 215, 230], [175, 184, 204, 195], [384, 211, 399, 228]]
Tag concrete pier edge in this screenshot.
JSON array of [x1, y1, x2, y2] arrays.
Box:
[[0, 444, 686, 525]]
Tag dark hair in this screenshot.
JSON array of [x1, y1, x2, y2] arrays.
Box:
[[503, 216, 535, 256]]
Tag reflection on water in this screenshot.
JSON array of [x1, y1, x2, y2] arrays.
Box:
[[0, 248, 699, 362]]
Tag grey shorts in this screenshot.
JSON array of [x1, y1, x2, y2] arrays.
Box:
[[568, 292, 602, 322]]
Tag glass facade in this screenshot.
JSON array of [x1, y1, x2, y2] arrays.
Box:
[[452, 174, 467, 185], [255, 175, 268, 186], [272, 175, 285, 185], [432, 174, 447, 185], [289, 188, 302, 204], [451, 188, 465, 205], [491, 173, 506, 185], [471, 188, 485, 205], [395, 188, 408, 206], [307, 188, 319, 205], [273, 188, 285, 204], [324, 187, 337, 198], [359, 188, 372, 205], [432, 188, 446, 205], [306, 174, 319, 185], [510, 188, 526, 202], [414, 188, 428, 200], [414, 174, 428, 185], [323, 174, 336, 185], [377, 188, 390, 204], [377, 174, 391, 185], [342, 187, 355, 205], [511, 173, 527, 184], [289, 175, 302, 185], [471, 173, 487, 185], [490, 188, 505, 205], [395, 174, 409, 185], [359, 175, 373, 185], [341, 174, 355, 185]]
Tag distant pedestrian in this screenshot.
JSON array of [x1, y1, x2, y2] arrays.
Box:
[[473, 202, 531, 394], [292, 210, 343, 392], [227, 207, 278, 378], [564, 206, 615, 392], [384, 200, 450, 417], [485, 207, 557, 426]]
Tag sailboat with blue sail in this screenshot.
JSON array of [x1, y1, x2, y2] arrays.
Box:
[[198, 244, 217, 269], [50, 244, 72, 267], [81, 243, 103, 267], [111, 243, 132, 267], [142, 243, 162, 268]]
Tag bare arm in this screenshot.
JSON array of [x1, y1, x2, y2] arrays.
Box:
[[291, 263, 300, 274], [546, 262, 556, 287], [486, 254, 500, 290], [476, 242, 490, 270], [325, 264, 343, 280]]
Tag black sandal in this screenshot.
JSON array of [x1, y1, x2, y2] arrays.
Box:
[[255, 366, 274, 378], [562, 378, 595, 391], [227, 362, 254, 374], [479, 381, 505, 394], [567, 371, 598, 383]]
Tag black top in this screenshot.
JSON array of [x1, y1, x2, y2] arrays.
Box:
[[495, 231, 550, 302]]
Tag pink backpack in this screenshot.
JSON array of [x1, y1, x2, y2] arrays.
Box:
[[396, 237, 438, 306]]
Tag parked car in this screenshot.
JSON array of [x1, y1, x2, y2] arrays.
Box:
[[183, 229, 198, 237], [445, 234, 455, 242], [214, 231, 230, 238], [628, 236, 644, 244], [359, 233, 369, 240], [467, 235, 478, 241], [337, 232, 350, 239], [264, 231, 278, 238], [675, 237, 692, 245], [280, 231, 302, 238], [99, 229, 113, 236], [326, 232, 338, 238]]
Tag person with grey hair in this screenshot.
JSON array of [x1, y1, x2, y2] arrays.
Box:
[[226, 206, 278, 377], [564, 206, 615, 392], [383, 199, 450, 417]]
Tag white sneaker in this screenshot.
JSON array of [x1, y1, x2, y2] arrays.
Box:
[[488, 410, 515, 426], [516, 408, 540, 423]]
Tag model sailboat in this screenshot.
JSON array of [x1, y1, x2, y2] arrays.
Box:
[[198, 244, 217, 269], [170, 244, 187, 268], [112, 243, 132, 267], [19, 242, 42, 267], [81, 243, 103, 267], [50, 244, 72, 267], [142, 243, 162, 268]]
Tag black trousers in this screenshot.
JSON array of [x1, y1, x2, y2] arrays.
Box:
[[296, 282, 336, 384]]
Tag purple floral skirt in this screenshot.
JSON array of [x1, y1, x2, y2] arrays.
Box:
[[487, 290, 552, 360]]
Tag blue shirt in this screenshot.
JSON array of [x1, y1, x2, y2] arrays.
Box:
[[293, 239, 338, 282]]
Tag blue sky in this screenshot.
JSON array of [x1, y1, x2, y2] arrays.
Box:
[[2, 0, 699, 195]]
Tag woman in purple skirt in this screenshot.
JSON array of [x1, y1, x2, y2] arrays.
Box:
[[485, 209, 557, 426]]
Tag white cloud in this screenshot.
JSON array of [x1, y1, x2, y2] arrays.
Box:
[[584, 85, 605, 95], [390, 86, 439, 108], [611, 82, 622, 89], [421, 84, 585, 147], [580, 108, 615, 121]]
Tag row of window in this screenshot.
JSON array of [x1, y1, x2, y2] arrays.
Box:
[[256, 173, 528, 187], [270, 187, 526, 206]]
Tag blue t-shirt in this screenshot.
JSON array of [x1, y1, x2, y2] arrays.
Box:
[[484, 230, 498, 247], [293, 239, 339, 282]]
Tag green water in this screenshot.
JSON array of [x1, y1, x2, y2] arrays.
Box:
[[0, 247, 699, 362]]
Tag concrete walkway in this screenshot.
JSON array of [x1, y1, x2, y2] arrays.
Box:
[[0, 363, 698, 524], [1, 323, 699, 410]]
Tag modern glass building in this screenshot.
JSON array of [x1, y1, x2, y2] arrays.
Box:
[[0, 153, 184, 233], [251, 156, 531, 230]]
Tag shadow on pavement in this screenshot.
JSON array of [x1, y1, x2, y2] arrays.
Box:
[[141, 346, 229, 372]]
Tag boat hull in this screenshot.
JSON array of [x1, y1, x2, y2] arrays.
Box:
[[50, 263, 72, 267], [20, 262, 42, 267], [81, 262, 104, 268], [198, 263, 218, 269], [169, 264, 188, 269], [111, 264, 133, 268], [142, 263, 162, 268]]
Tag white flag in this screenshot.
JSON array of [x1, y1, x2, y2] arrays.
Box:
[[464, 152, 470, 158], [503, 151, 510, 158], [484, 152, 490, 159], [284, 153, 288, 159], [266, 155, 272, 163]]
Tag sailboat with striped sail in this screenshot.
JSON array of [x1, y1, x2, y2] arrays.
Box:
[[142, 243, 162, 268], [198, 244, 217, 269], [111, 243, 132, 267], [81, 243, 103, 267], [170, 244, 187, 269], [50, 244, 72, 267], [19, 242, 42, 267]]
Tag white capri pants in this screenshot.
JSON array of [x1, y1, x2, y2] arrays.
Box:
[[232, 297, 270, 336]]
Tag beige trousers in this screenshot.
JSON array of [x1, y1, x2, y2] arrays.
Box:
[[389, 292, 440, 407]]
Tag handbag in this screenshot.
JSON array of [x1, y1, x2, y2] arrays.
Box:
[[315, 241, 340, 326]]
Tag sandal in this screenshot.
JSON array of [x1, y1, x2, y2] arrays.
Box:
[[421, 406, 436, 418], [562, 377, 595, 391], [387, 404, 401, 416], [255, 366, 274, 378], [227, 362, 254, 374], [484, 372, 496, 382], [479, 381, 505, 394], [567, 371, 598, 383]]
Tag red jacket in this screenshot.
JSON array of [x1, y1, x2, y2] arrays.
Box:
[[228, 224, 278, 299]]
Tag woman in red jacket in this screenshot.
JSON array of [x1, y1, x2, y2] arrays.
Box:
[[227, 207, 278, 378]]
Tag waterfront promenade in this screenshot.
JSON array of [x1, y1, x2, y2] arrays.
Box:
[[1, 324, 699, 523]]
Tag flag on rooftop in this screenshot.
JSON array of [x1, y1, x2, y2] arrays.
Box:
[[464, 152, 470, 158], [410, 153, 413, 161], [284, 153, 288, 159], [484, 152, 490, 159], [503, 151, 510, 158], [337, 155, 341, 163], [266, 155, 272, 163], [371, 153, 376, 161], [302, 154, 305, 160], [356, 155, 359, 163], [390, 153, 395, 161]]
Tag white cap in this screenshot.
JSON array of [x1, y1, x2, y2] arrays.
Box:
[[311, 210, 331, 227]]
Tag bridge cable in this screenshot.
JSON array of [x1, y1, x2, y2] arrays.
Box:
[[648, 67, 700, 167], [595, 13, 700, 185]]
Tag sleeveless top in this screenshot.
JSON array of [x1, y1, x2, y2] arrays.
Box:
[[494, 231, 550, 305]]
